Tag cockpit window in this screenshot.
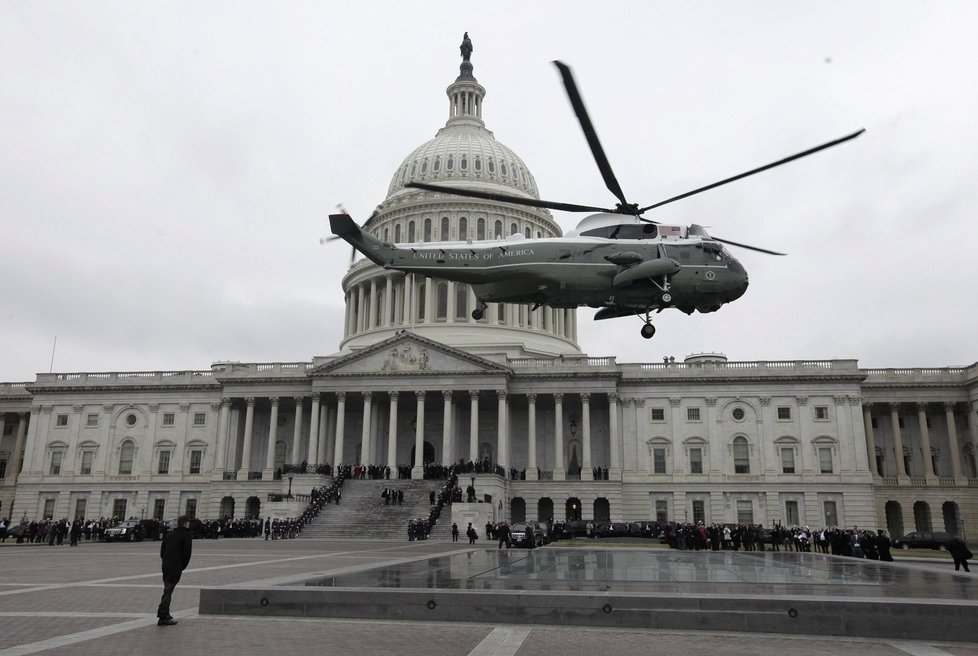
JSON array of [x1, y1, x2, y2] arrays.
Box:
[[581, 224, 658, 240]]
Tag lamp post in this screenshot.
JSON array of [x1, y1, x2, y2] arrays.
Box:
[[569, 417, 577, 437], [286, 476, 294, 499]]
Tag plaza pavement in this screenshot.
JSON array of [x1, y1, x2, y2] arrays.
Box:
[[0, 537, 974, 656]]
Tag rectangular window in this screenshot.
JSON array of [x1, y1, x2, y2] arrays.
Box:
[[777, 407, 791, 420], [737, 500, 754, 524], [162, 413, 175, 427], [823, 500, 838, 527], [56, 414, 69, 427], [158, 450, 171, 475], [785, 500, 800, 526], [189, 450, 203, 475], [650, 408, 665, 422], [691, 500, 706, 525], [818, 447, 833, 474], [185, 498, 197, 520], [689, 448, 703, 474], [875, 451, 885, 475], [112, 498, 127, 519], [86, 414, 99, 428], [193, 412, 206, 426], [43, 498, 56, 520], [74, 498, 87, 520], [687, 407, 701, 422], [653, 448, 666, 474], [49, 451, 63, 476], [780, 447, 795, 474], [153, 498, 166, 521], [80, 450, 94, 475], [931, 452, 940, 476], [815, 406, 828, 421], [655, 500, 669, 522]]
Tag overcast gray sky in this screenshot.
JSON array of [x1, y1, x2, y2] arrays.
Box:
[[2, 2, 976, 381]]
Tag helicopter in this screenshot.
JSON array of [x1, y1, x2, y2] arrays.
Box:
[[329, 61, 863, 339]]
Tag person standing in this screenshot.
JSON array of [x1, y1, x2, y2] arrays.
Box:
[[947, 534, 972, 572], [451, 523, 459, 542], [157, 516, 193, 626]]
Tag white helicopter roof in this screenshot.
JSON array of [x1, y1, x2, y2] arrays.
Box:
[[564, 213, 687, 240]]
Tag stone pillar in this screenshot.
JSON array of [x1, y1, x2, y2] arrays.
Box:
[[214, 399, 231, 474], [384, 275, 394, 327], [238, 397, 255, 478], [581, 393, 593, 480], [11, 413, 28, 479], [360, 392, 373, 465], [412, 391, 425, 479], [291, 397, 304, 466], [633, 399, 647, 474], [318, 404, 330, 466], [264, 397, 279, 477], [442, 391, 453, 465], [944, 402, 963, 480], [368, 279, 378, 330], [863, 405, 878, 477], [554, 393, 565, 481], [608, 394, 620, 480], [526, 394, 538, 480], [916, 403, 935, 480], [889, 403, 907, 479], [469, 391, 479, 463], [497, 390, 509, 475], [356, 284, 366, 332], [387, 392, 399, 470], [307, 394, 321, 465], [332, 392, 346, 470]]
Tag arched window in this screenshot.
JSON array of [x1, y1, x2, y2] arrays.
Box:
[[459, 217, 468, 240], [447, 155, 454, 170], [421, 158, 428, 173], [119, 440, 136, 475], [410, 161, 417, 176], [732, 437, 750, 474], [475, 156, 482, 171], [436, 282, 448, 319], [433, 156, 441, 172], [494, 220, 502, 238], [500, 161, 508, 176], [477, 218, 486, 240], [383, 227, 389, 242], [455, 284, 468, 320], [423, 218, 432, 242], [408, 221, 416, 242], [510, 222, 518, 235], [394, 224, 402, 243], [441, 217, 450, 240], [487, 158, 495, 173], [524, 227, 530, 238], [460, 155, 468, 170]]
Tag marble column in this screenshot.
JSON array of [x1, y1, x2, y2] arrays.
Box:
[[368, 279, 378, 330], [412, 391, 425, 479], [291, 397, 304, 466], [442, 391, 453, 465], [214, 399, 231, 473], [318, 404, 330, 466], [361, 392, 373, 465], [863, 405, 878, 477], [608, 394, 620, 480], [307, 394, 321, 465], [889, 403, 907, 479], [554, 393, 565, 481], [497, 391, 509, 474], [384, 276, 394, 327], [238, 397, 255, 478], [581, 393, 593, 481], [917, 403, 935, 480], [264, 397, 279, 476], [11, 413, 28, 479], [387, 392, 399, 470], [945, 402, 963, 479], [332, 392, 346, 470], [526, 394, 538, 480], [469, 391, 479, 462]]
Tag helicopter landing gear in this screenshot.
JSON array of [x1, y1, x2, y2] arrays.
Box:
[[641, 323, 656, 339], [472, 299, 488, 320]]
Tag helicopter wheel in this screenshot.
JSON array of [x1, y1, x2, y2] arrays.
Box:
[[471, 308, 485, 320], [641, 324, 656, 339]]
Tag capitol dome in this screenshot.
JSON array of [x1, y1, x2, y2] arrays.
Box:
[[337, 35, 580, 359]]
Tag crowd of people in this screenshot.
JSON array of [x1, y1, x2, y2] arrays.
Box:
[[406, 467, 460, 541]]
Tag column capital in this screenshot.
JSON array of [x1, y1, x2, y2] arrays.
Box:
[[443, 390, 453, 401], [72, 405, 84, 414], [310, 393, 321, 403], [634, 398, 646, 408], [293, 396, 305, 404], [608, 393, 618, 405], [469, 390, 480, 400], [416, 390, 426, 401], [915, 402, 928, 412], [888, 402, 901, 413], [942, 401, 957, 413], [179, 403, 191, 412], [833, 395, 847, 406], [581, 392, 591, 403], [336, 391, 346, 402], [705, 398, 716, 407], [497, 390, 508, 401], [669, 397, 682, 407], [221, 398, 233, 408], [758, 397, 771, 407], [554, 393, 564, 403], [363, 391, 373, 402], [389, 390, 399, 401], [527, 393, 537, 403], [621, 397, 633, 407], [848, 397, 861, 406], [796, 396, 808, 406], [148, 404, 161, 413], [210, 403, 220, 412], [244, 397, 256, 406], [269, 396, 280, 406]]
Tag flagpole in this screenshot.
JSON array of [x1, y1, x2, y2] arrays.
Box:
[[49, 335, 57, 373]]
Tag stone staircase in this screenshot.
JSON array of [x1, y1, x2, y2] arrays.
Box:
[[297, 478, 454, 540]]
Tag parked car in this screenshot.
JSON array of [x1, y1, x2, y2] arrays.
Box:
[[892, 531, 953, 551], [510, 522, 542, 548], [102, 520, 146, 542]]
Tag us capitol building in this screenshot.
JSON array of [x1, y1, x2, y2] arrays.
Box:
[[1, 38, 976, 537]]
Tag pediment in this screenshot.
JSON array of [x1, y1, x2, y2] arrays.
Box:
[[310, 333, 511, 377]]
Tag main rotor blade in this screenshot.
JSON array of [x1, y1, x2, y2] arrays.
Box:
[[553, 61, 629, 207], [405, 181, 613, 214], [711, 235, 786, 256], [638, 129, 865, 213]]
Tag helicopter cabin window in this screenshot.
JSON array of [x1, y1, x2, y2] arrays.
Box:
[[581, 224, 657, 240], [679, 249, 691, 264], [477, 219, 485, 240], [487, 158, 495, 173], [447, 155, 454, 171], [494, 220, 502, 238], [441, 217, 450, 240], [460, 155, 468, 170], [408, 221, 416, 242], [433, 157, 441, 172], [423, 218, 432, 242], [421, 158, 428, 173], [455, 284, 468, 319], [475, 157, 482, 171], [436, 282, 448, 319], [459, 217, 468, 240]]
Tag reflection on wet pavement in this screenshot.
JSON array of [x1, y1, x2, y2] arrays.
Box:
[[303, 549, 976, 599]]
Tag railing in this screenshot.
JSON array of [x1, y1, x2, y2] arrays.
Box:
[[539, 471, 553, 480], [509, 357, 617, 368], [248, 471, 263, 480], [223, 471, 237, 480], [631, 360, 857, 375], [862, 367, 969, 382], [939, 477, 957, 487], [881, 476, 898, 486], [33, 370, 216, 385], [910, 476, 927, 487], [969, 478, 978, 488]]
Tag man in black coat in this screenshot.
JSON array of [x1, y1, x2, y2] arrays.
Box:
[[947, 534, 972, 572], [157, 516, 193, 625]]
